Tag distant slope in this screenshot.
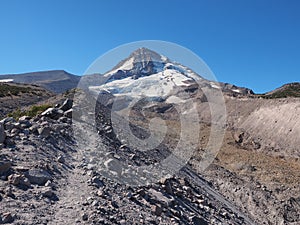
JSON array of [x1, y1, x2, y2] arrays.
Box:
[[0, 70, 80, 93], [263, 82, 300, 98], [0, 83, 54, 118]]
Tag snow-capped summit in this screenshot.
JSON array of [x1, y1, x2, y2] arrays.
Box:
[[89, 48, 253, 100], [105, 48, 169, 82], [90, 48, 201, 99]]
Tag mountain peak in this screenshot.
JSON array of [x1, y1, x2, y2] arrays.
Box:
[[128, 47, 168, 64], [106, 48, 169, 81]]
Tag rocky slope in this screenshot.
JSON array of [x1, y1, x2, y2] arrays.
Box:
[[0, 83, 54, 119], [0, 98, 256, 224]]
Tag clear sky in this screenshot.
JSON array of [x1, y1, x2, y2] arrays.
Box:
[[0, 0, 299, 93]]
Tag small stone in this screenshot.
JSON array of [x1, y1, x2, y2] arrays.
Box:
[[20, 177, 31, 188], [38, 126, 51, 138], [97, 190, 104, 197], [45, 180, 53, 187], [18, 116, 31, 128], [1, 212, 14, 223], [42, 188, 55, 198], [91, 200, 99, 206], [57, 156, 65, 163], [119, 219, 126, 225], [91, 176, 104, 188], [0, 123, 6, 143], [126, 191, 133, 199], [111, 201, 119, 208], [190, 215, 208, 225], [8, 174, 22, 186], [82, 213, 88, 221], [152, 205, 163, 216], [0, 161, 12, 175], [64, 109, 73, 118]]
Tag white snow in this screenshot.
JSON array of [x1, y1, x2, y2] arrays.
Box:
[[90, 67, 195, 98], [210, 83, 221, 89], [166, 96, 185, 104], [0, 79, 13, 83], [105, 57, 134, 77], [90, 52, 205, 99], [232, 89, 241, 93]]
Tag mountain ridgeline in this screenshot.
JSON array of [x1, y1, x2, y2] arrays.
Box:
[[0, 70, 80, 93]]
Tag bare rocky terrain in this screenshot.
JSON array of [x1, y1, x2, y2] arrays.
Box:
[[0, 53, 299, 225], [0, 83, 54, 119], [0, 97, 257, 225], [0, 91, 299, 224]]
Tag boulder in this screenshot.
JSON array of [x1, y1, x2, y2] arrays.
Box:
[[41, 187, 55, 198], [0, 161, 11, 175], [38, 127, 51, 138], [151, 205, 163, 216], [18, 116, 32, 128], [57, 156, 65, 163], [59, 99, 73, 112], [0, 117, 15, 124], [63, 109, 73, 118], [25, 169, 51, 185], [0, 123, 6, 143], [1, 212, 14, 224], [8, 174, 22, 186], [81, 213, 88, 221], [148, 188, 174, 207], [190, 216, 208, 225], [233, 131, 244, 144], [91, 176, 104, 188], [104, 158, 122, 176], [41, 108, 64, 120]]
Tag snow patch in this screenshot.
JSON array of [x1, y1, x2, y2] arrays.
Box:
[[210, 83, 221, 89], [0, 79, 13, 83]]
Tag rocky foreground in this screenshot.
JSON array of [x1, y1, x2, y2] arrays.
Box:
[[0, 99, 258, 225]]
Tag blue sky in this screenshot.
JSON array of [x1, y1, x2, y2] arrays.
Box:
[[0, 0, 299, 93]]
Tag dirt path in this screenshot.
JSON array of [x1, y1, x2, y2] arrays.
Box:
[[48, 122, 100, 225]]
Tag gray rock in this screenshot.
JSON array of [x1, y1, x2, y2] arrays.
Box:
[[38, 126, 51, 138], [1, 212, 14, 224], [148, 188, 174, 207], [41, 108, 64, 120], [0, 117, 15, 124], [190, 216, 208, 225], [91, 176, 104, 188], [0, 123, 6, 143], [8, 174, 31, 187], [152, 205, 163, 216], [8, 174, 22, 186], [59, 99, 73, 112], [29, 124, 39, 133], [42, 187, 55, 198], [25, 169, 51, 185], [63, 109, 73, 118], [18, 116, 32, 128], [57, 155, 65, 163], [82, 213, 88, 221], [233, 131, 244, 144], [104, 158, 122, 176], [0, 161, 11, 175]]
